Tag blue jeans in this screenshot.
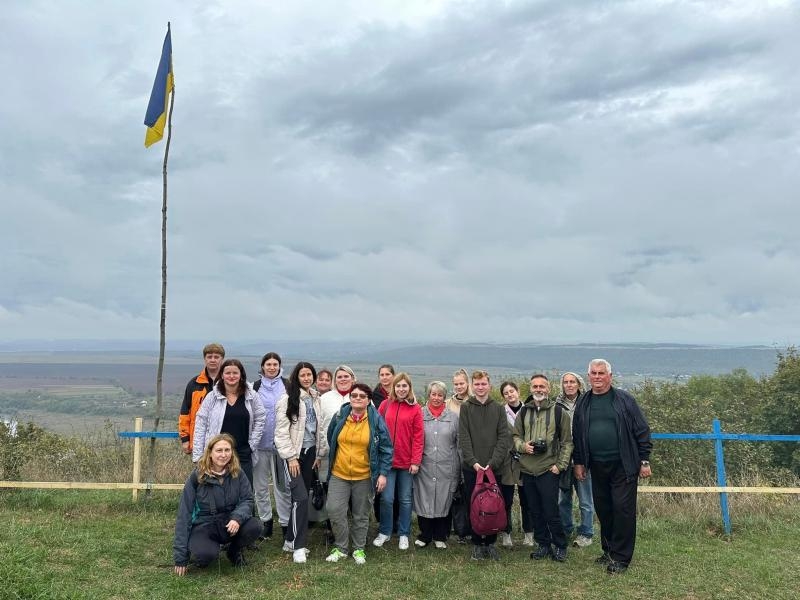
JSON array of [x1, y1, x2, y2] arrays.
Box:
[[380, 468, 413, 536], [559, 471, 594, 537]]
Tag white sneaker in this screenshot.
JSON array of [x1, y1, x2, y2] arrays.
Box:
[[399, 536, 409, 550], [352, 549, 367, 565], [500, 532, 513, 547], [523, 532, 535, 546], [292, 548, 307, 563], [372, 533, 390, 547], [574, 535, 593, 548], [434, 541, 447, 549], [414, 539, 427, 547], [282, 540, 294, 552], [326, 548, 347, 562]]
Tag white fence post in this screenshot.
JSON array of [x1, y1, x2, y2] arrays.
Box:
[[131, 417, 143, 501]]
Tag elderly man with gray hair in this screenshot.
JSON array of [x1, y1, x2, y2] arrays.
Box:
[[572, 359, 652, 575]]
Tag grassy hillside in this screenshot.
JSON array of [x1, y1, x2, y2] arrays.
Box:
[[2, 490, 797, 600]]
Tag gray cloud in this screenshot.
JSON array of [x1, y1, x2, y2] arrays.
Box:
[[1, 0, 799, 347]]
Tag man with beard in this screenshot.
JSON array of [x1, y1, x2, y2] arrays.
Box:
[[513, 374, 573, 562]]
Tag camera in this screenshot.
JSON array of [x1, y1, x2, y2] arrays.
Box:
[[510, 450, 521, 462], [532, 439, 547, 454]]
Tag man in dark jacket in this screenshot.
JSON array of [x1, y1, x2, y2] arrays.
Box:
[[458, 370, 510, 561], [572, 359, 652, 574]]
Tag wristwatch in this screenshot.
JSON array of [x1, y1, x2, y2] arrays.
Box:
[[641, 460, 650, 466]]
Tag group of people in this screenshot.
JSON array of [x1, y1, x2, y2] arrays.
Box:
[[173, 343, 652, 576]]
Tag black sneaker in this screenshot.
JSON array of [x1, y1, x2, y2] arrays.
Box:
[[552, 547, 567, 562], [530, 544, 551, 560], [470, 545, 485, 560], [485, 544, 500, 561], [595, 552, 612, 565], [607, 560, 628, 575]]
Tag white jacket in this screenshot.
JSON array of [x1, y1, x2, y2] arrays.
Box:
[[192, 384, 266, 463], [274, 388, 327, 461]]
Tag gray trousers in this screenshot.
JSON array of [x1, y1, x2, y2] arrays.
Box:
[[327, 475, 374, 553], [253, 448, 291, 526]]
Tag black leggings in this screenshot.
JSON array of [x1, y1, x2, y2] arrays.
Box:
[[189, 516, 262, 566]]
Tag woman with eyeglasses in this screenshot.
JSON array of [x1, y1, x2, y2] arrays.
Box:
[[324, 382, 393, 565]]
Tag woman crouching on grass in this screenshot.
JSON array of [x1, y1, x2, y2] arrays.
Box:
[[325, 382, 393, 565], [174, 434, 262, 575], [274, 361, 327, 563]]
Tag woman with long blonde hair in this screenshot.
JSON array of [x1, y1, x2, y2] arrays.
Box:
[[174, 434, 262, 575], [373, 372, 424, 551]]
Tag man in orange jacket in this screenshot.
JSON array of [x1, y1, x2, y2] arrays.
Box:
[[178, 343, 225, 455]]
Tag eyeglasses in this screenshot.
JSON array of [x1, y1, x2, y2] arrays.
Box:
[[350, 393, 369, 399]]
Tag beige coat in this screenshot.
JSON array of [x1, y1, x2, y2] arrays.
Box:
[[274, 389, 327, 461]]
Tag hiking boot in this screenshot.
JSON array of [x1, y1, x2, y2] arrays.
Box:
[[607, 560, 628, 575], [500, 532, 513, 547], [292, 548, 308, 564], [552, 546, 568, 562], [595, 552, 612, 565], [226, 547, 247, 568], [260, 519, 273, 540], [352, 549, 367, 565], [574, 535, 592, 548], [326, 547, 347, 563], [372, 533, 390, 547], [434, 541, 447, 549], [485, 544, 500, 561], [470, 545, 485, 560], [522, 532, 535, 546], [399, 536, 409, 550], [530, 544, 552, 560]]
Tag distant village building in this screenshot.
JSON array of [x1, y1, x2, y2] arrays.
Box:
[[1, 417, 18, 437]]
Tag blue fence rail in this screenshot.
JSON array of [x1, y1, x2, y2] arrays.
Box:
[[652, 418, 800, 534], [122, 418, 800, 534]]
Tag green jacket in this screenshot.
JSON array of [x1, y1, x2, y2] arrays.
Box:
[[512, 395, 573, 476]]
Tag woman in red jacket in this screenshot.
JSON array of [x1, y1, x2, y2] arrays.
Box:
[[373, 372, 424, 550]]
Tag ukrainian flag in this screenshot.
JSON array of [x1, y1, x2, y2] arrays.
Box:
[[144, 24, 173, 148]]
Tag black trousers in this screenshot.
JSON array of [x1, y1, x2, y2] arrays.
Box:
[[590, 460, 638, 566], [501, 483, 533, 534], [462, 468, 499, 546], [521, 471, 566, 549], [282, 447, 316, 550], [238, 451, 253, 492], [417, 516, 449, 543], [189, 516, 262, 566]]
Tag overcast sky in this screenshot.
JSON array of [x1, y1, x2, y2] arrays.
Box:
[[2, 0, 799, 347]]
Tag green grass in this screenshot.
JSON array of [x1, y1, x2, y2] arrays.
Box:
[[1, 490, 797, 600]]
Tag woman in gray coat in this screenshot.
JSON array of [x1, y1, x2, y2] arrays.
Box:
[[413, 381, 460, 549]]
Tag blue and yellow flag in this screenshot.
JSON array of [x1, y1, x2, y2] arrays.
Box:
[[144, 24, 173, 148]]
